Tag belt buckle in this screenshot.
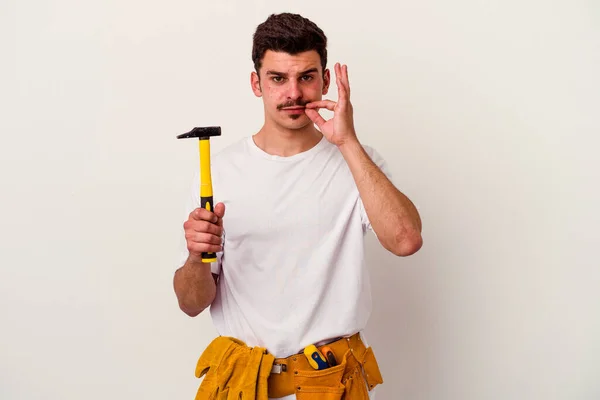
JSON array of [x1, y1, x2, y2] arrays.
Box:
[[271, 363, 287, 374]]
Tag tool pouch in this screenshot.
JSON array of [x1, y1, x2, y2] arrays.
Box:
[[193, 334, 383, 399], [193, 336, 274, 400], [293, 346, 383, 400]]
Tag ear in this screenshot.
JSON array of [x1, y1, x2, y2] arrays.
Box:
[[322, 68, 331, 95], [251, 71, 262, 97]]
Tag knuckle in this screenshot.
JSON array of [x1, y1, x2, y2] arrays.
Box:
[[198, 233, 210, 243], [189, 242, 205, 254], [184, 222, 197, 234], [186, 242, 196, 252]]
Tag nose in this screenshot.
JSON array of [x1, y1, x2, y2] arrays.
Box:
[[287, 80, 302, 101]]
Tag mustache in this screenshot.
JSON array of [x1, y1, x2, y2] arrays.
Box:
[[277, 100, 310, 110]]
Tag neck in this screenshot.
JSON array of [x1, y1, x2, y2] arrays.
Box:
[[253, 121, 322, 157]]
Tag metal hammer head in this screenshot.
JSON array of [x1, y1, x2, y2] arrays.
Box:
[[177, 126, 221, 140]]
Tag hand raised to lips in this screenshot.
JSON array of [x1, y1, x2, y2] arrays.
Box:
[[305, 63, 357, 147]]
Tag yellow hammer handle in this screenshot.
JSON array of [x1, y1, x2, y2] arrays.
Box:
[[199, 138, 216, 263]]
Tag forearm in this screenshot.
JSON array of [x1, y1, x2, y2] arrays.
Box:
[[173, 256, 217, 316], [339, 139, 423, 256]]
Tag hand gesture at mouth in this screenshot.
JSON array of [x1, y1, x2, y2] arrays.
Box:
[[305, 63, 358, 147]]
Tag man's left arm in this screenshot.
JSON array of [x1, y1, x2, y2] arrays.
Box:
[[305, 62, 422, 256], [339, 139, 422, 256]]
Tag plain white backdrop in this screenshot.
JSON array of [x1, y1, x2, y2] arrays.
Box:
[[1, 1, 599, 399]]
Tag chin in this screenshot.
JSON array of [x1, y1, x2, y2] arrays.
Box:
[[283, 115, 311, 129]]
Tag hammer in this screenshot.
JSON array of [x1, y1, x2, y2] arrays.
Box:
[[177, 126, 222, 263]]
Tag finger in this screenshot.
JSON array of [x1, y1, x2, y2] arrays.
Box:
[[334, 62, 341, 81], [335, 63, 348, 104], [185, 219, 223, 236], [188, 241, 223, 255], [306, 100, 337, 111], [191, 207, 218, 223], [186, 231, 223, 246], [337, 82, 348, 107], [342, 64, 350, 97], [304, 108, 327, 129]]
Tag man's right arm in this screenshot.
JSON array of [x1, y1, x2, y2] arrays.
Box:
[[173, 203, 225, 317], [174, 258, 218, 317]]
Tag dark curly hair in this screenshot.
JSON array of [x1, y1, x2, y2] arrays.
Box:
[[252, 13, 328, 75]]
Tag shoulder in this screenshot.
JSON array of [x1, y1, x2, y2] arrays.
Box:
[[211, 136, 252, 168], [214, 136, 250, 159], [321, 139, 382, 158]]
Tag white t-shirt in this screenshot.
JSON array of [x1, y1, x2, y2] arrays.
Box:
[[178, 135, 392, 360]]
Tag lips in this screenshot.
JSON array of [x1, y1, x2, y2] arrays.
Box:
[[281, 106, 306, 115]]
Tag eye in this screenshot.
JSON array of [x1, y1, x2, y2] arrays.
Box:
[[300, 75, 314, 82], [271, 76, 284, 83]]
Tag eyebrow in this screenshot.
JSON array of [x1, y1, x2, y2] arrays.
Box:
[[265, 68, 319, 77]]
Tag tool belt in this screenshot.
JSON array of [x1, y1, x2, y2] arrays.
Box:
[[193, 333, 384, 399]]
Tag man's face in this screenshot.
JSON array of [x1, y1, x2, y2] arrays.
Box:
[[251, 50, 330, 131]]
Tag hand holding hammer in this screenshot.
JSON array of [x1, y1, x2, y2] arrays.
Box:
[[178, 126, 223, 264], [183, 203, 225, 264]]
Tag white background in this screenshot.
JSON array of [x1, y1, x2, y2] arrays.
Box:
[[1, 1, 599, 399]]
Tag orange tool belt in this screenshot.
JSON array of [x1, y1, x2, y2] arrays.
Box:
[[193, 333, 383, 399]]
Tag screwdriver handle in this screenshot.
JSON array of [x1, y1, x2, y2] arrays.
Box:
[[304, 345, 329, 370], [321, 346, 337, 367]]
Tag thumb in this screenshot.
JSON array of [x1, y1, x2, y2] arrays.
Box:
[[305, 108, 326, 129], [214, 202, 226, 219]]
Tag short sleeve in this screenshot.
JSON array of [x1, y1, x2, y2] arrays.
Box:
[[177, 169, 223, 275], [358, 145, 394, 233]]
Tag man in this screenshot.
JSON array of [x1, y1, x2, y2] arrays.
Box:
[[174, 12, 422, 400]]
